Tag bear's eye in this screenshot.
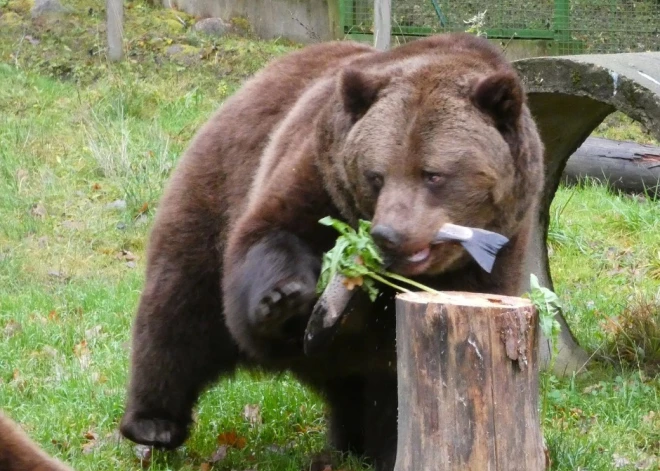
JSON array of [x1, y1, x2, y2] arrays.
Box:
[[365, 171, 384, 191], [422, 171, 445, 186]]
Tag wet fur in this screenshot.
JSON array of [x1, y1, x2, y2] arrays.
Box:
[[0, 412, 74, 471], [120, 34, 544, 471]]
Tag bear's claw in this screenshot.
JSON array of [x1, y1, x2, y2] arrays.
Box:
[[119, 414, 188, 449], [251, 280, 314, 333]]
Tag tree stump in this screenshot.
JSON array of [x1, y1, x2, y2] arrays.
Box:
[[394, 291, 546, 471]]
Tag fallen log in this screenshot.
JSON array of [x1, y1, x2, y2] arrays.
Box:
[[394, 291, 546, 471], [562, 136, 660, 197]]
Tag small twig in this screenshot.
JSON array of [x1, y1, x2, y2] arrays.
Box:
[[501, 32, 518, 53], [13, 30, 27, 67], [173, 12, 186, 27], [289, 11, 321, 42]]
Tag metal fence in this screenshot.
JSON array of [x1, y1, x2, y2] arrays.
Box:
[[340, 0, 660, 55]]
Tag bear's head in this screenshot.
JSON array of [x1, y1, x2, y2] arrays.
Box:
[[316, 35, 544, 277]]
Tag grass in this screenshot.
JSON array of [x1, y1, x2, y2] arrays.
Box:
[[1, 0, 660, 470]]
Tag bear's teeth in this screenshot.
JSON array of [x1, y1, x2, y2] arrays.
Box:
[[406, 248, 430, 263]]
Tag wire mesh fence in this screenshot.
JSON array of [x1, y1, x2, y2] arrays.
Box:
[[340, 0, 660, 55]]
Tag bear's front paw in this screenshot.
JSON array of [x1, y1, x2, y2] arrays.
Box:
[[120, 412, 189, 449], [250, 279, 317, 335]]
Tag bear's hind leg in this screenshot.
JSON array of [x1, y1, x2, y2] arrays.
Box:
[[120, 236, 239, 449], [324, 376, 366, 456], [363, 375, 398, 471]]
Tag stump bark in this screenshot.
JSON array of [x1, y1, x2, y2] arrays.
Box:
[[394, 291, 546, 471]]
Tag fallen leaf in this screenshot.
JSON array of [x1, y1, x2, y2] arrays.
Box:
[[613, 453, 631, 468], [106, 429, 123, 444], [243, 404, 262, 426], [16, 168, 29, 184], [105, 199, 126, 211], [85, 325, 102, 340], [48, 310, 59, 322], [91, 183, 101, 191], [31, 202, 47, 219], [137, 202, 149, 216], [81, 441, 98, 454], [90, 371, 108, 384], [24, 35, 40, 45], [81, 431, 99, 454], [199, 464, 211, 471], [266, 441, 294, 454], [74, 340, 91, 369], [134, 444, 152, 468], [641, 411, 657, 424], [42, 345, 59, 358], [217, 431, 246, 449], [74, 339, 88, 356], [120, 250, 137, 261], [209, 444, 227, 462], [635, 456, 656, 470], [50, 438, 70, 451], [61, 220, 84, 231], [582, 383, 605, 394], [3, 320, 22, 338], [135, 214, 149, 226]]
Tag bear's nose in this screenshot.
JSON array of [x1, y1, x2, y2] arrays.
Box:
[[370, 224, 404, 251]]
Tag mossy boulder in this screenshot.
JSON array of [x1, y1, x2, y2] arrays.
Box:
[[0, 10, 25, 27]]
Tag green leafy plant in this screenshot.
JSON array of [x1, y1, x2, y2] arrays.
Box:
[[316, 216, 438, 301], [525, 273, 562, 356]]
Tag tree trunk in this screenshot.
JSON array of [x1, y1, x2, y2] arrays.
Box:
[[394, 291, 546, 471], [563, 136, 660, 197]]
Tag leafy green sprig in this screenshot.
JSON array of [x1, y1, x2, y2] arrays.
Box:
[[316, 216, 439, 301], [318, 218, 564, 355], [525, 273, 562, 357]]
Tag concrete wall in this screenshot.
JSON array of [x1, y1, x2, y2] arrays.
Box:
[[489, 39, 553, 60], [165, 0, 341, 43]]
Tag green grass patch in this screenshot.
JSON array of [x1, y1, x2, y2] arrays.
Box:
[[1, 1, 659, 469]]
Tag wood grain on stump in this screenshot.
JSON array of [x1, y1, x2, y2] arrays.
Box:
[[394, 291, 546, 471]]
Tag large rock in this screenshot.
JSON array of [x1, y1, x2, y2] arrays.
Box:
[[165, 44, 201, 66], [193, 17, 231, 37], [31, 0, 73, 17]]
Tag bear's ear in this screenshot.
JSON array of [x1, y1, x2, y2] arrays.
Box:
[[471, 71, 524, 130], [339, 68, 390, 121]]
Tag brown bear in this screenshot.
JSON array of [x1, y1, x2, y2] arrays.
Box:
[[0, 411, 74, 471], [119, 33, 544, 471]]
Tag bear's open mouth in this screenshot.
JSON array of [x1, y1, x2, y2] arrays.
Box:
[[405, 247, 430, 263]]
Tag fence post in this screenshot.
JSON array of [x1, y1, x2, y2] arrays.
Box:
[[374, 0, 391, 50], [553, 0, 570, 42], [107, 0, 124, 61]]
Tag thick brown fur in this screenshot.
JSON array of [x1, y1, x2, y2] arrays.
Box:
[[120, 33, 544, 471], [0, 412, 74, 471]]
